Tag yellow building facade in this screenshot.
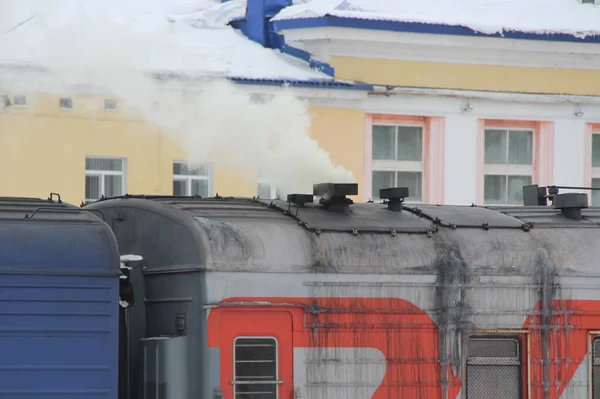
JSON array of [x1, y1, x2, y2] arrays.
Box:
[[0, 90, 368, 205], [3, 1, 600, 206]]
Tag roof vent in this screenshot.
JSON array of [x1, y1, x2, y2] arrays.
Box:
[[313, 183, 357, 214], [379, 187, 409, 212], [287, 193, 313, 208], [522, 184, 548, 206], [553, 192, 588, 220]]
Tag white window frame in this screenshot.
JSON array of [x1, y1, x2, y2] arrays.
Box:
[[173, 160, 212, 197], [371, 122, 425, 203], [591, 132, 600, 206], [85, 156, 127, 203], [483, 127, 536, 206], [232, 336, 280, 399]]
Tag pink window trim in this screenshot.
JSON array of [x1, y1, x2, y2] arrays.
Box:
[[475, 119, 554, 205], [585, 123, 600, 188], [363, 114, 373, 201], [365, 114, 445, 204]]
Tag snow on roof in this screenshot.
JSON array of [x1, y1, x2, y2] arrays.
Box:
[[273, 0, 600, 39], [0, 0, 331, 81]]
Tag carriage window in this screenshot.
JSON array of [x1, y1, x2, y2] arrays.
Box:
[[234, 337, 278, 398], [593, 338, 600, 399], [466, 336, 522, 398]]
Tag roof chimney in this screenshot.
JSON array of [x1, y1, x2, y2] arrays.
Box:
[[313, 183, 357, 214], [522, 184, 548, 206], [379, 187, 409, 212], [243, 0, 291, 47], [287, 193, 313, 208], [553, 192, 588, 220]]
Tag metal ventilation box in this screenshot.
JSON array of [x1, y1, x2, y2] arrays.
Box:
[[140, 336, 190, 399]]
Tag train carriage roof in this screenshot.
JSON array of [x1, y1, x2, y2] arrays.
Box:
[[83, 184, 600, 275], [0, 195, 120, 274]]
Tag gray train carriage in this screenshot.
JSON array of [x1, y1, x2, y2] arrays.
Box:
[[85, 184, 600, 399]]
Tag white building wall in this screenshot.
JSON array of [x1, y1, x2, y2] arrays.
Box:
[[350, 91, 600, 205], [554, 119, 587, 190], [444, 115, 478, 205]]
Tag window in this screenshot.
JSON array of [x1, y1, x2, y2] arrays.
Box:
[[257, 171, 280, 199], [372, 124, 423, 202], [60, 97, 73, 110], [1, 94, 10, 109], [484, 128, 533, 205], [85, 157, 126, 202], [104, 99, 118, 112], [233, 337, 278, 399], [466, 336, 522, 398], [592, 337, 600, 398], [173, 161, 211, 197], [591, 134, 600, 206], [257, 182, 277, 199], [13, 95, 26, 107]]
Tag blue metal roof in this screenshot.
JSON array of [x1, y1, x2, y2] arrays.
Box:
[[0, 197, 120, 275], [271, 16, 600, 44]]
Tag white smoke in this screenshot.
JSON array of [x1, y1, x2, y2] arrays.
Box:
[[0, 0, 355, 196]]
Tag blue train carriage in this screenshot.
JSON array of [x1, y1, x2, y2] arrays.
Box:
[[0, 194, 122, 399]]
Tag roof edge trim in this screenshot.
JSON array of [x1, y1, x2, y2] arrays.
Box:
[[271, 16, 600, 44], [229, 77, 374, 90]]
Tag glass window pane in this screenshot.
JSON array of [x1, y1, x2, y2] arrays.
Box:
[[466, 337, 521, 399], [484, 175, 506, 204], [234, 338, 277, 399], [396, 126, 422, 161], [173, 162, 183, 175], [372, 126, 395, 160], [85, 175, 100, 200], [174, 162, 209, 176], [104, 175, 123, 197], [86, 158, 123, 171], [173, 179, 186, 195], [191, 179, 209, 197], [396, 171, 422, 201], [485, 130, 507, 164], [507, 175, 532, 205], [372, 171, 395, 199], [592, 179, 600, 206], [258, 183, 272, 199], [593, 135, 600, 167], [508, 130, 533, 165]]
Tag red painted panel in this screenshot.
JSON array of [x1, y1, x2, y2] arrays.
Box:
[[208, 297, 600, 399], [523, 300, 600, 399], [217, 309, 294, 399], [209, 298, 462, 399]]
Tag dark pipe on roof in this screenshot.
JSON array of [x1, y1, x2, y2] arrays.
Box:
[[380, 187, 409, 212]]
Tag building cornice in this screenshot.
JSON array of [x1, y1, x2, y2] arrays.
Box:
[[272, 15, 600, 44], [279, 27, 600, 70], [4, 64, 600, 122], [307, 87, 600, 122], [0, 65, 370, 102]]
